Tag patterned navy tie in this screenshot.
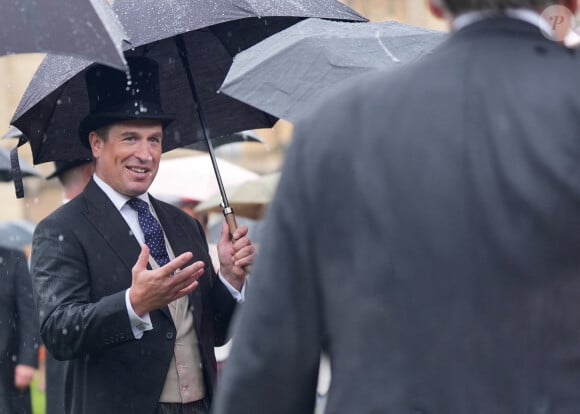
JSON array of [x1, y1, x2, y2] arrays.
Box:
[[127, 198, 170, 267]]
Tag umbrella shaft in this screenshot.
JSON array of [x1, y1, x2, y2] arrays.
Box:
[[174, 35, 231, 209]]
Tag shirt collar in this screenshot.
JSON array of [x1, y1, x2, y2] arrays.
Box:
[[452, 8, 552, 35], [93, 173, 151, 211]]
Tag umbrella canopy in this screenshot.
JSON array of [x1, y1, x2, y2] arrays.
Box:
[[220, 18, 447, 123], [148, 155, 259, 203], [0, 147, 40, 181], [1, 0, 127, 70], [0, 219, 36, 249], [195, 172, 280, 219], [11, 0, 365, 164]]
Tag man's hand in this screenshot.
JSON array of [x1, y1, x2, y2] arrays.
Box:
[[14, 364, 36, 390], [217, 221, 255, 291], [129, 245, 205, 316]]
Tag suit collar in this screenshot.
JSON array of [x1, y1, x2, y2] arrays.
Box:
[[452, 9, 551, 34], [81, 179, 142, 274], [449, 15, 553, 45]]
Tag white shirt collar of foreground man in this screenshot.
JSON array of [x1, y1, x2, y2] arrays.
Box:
[[452, 8, 553, 34]]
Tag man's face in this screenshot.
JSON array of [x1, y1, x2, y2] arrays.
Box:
[[90, 119, 163, 197]]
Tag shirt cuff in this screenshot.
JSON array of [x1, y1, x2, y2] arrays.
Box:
[[125, 289, 153, 339], [218, 272, 246, 303]]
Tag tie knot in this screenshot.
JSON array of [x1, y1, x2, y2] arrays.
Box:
[[126, 197, 149, 213]]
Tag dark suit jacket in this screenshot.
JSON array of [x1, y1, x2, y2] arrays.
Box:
[[31, 179, 236, 414], [214, 18, 580, 414], [0, 247, 39, 414]]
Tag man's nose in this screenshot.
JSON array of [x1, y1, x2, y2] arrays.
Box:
[[134, 140, 153, 161]]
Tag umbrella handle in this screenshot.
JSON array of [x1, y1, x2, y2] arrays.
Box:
[[223, 206, 238, 236], [223, 206, 251, 274]]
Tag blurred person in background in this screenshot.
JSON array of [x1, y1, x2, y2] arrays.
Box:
[[213, 1, 580, 413], [0, 246, 39, 414]]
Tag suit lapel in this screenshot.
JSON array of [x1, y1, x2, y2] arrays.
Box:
[[81, 179, 141, 273]]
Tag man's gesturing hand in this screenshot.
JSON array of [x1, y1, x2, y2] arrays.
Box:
[[129, 245, 205, 316]]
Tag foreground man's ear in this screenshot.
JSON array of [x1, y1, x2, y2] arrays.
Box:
[[427, 0, 448, 20], [564, 0, 578, 15]]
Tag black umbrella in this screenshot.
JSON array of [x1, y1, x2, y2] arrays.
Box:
[[11, 0, 365, 230], [220, 18, 448, 123], [0, 146, 40, 182], [1, 0, 128, 70]]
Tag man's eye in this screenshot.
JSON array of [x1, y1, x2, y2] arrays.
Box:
[[149, 137, 161, 143], [124, 136, 136, 142]]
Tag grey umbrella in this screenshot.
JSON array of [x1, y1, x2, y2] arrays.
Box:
[[0, 146, 40, 182], [11, 0, 365, 229], [0, 219, 36, 249], [1, 0, 128, 70], [220, 18, 448, 123]]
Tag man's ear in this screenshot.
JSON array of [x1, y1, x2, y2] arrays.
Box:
[[88, 132, 101, 157], [427, 0, 447, 19], [564, 0, 578, 15]]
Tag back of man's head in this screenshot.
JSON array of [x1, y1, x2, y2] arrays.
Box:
[[437, 0, 561, 14]]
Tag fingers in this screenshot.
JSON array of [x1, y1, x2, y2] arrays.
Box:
[[164, 261, 204, 301], [233, 244, 255, 267], [231, 224, 249, 241], [161, 251, 194, 276]]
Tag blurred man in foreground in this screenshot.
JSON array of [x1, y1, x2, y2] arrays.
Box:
[[213, 1, 580, 413]]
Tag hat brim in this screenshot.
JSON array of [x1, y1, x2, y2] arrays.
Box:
[[79, 112, 175, 149]]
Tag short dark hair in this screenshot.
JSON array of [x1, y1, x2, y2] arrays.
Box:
[[93, 124, 112, 141], [439, 0, 559, 14]]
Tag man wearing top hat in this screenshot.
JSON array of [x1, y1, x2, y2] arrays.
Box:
[[30, 56, 255, 414]]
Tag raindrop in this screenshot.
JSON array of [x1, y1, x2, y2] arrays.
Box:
[[56, 99, 62, 105], [75, 325, 80, 332], [0, 257, 3, 265], [140, 103, 148, 113], [11, 354, 17, 362], [62, 328, 68, 336], [33, 197, 39, 204], [128, 230, 134, 237], [58, 234, 64, 242]]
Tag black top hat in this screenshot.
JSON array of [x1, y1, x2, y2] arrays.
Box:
[[78, 56, 174, 148], [46, 159, 93, 180]]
